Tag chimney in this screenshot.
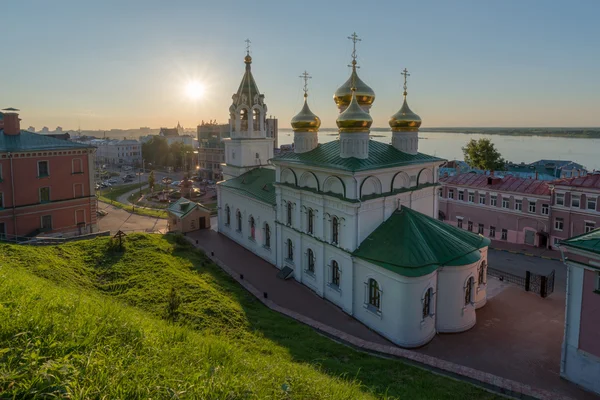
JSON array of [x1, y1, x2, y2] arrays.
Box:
[[2, 108, 21, 135]]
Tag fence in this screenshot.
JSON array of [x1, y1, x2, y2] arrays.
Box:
[[0, 231, 112, 246], [488, 267, 555, 298], [488, 267, 527, 287]]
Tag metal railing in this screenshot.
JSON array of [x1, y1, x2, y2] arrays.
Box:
[[488, 267, 527, 287]]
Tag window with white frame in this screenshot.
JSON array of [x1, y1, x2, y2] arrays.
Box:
[[464, 277, 474, 306], [72, 158, 83, 174], [515, 199, 522, 211], [39, 187, 50, 203], [556, 193, 565, 206], [225, 206, 231, 226], [479, 194, 486, 205], [501, 229, 507, 240], [449, 189, 454, 199], [458, 191, 464, 201], [367, 278, 381, 310], [588, 197, 597, 211], [541, 204, 549, 215], [555, 217, 564, 231], [467, 221, 473, 231], [585, 221, 596, 233], [422, 288, 433, 319], [331, 260, 340, 286], [571, 195, 581, 208], [528, 201, 536, 213], [457, 217, 463, 229], [287, 202, 293, 226], [37, 161, 49, 177], [478, 223, 484, 234], [307, 248, 315, 274], [491, 195, 497, 207], [489, 226, 496, 237], [502, 198, 509, 209], [468, 192, 474, 203]]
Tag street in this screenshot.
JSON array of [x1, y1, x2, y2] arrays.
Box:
[[488, 249, 566, 291]]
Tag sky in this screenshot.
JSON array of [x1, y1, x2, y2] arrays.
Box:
[[4, 0, 600, 130]]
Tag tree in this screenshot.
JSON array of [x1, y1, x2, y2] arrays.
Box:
[[462, 138, 505, 171], [148, 170, 155, 191]]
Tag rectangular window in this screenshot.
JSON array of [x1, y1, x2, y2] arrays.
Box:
[[468, 221, 473, 231], [491, 196, 497, 207], [515, 199, 522, 211], [438, 189, 443, 198], [588, 197, 597, 211], [449, 189, 454, 199], [72, 158, 83, 174], [0, 192, 3, 208], [458, 191, 464, 201], [502, 198, 509, 209], [556, 193, 565, 206], [489, 226, 496, 238], [501, 229, 508, 240], [529, 202, 536, 213], [555, 218, 564, 231], [541, 204, 549, 215], [585, 221, 596, 233], [478, 223, 484, 234], [571, 195, 580, 208], [41, 215, 52, 231], [457, 218, 463, 229], [39, 187, 50, 203], [553, 237, 561, 246], [479, 194, 485, 205], [37, 161, 49, 177], [468, 192, 474, 203]]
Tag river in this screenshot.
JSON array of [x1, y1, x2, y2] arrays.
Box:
[[277, 129, 600, 171]]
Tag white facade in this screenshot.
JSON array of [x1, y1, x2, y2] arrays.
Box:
[[95, 139, 142, 166]]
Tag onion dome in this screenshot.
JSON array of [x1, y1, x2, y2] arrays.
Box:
[[334, 62, 376, 109], [291, 95, 321, 132], [336, 89, 373, 133], [389, 69, 422, 131]]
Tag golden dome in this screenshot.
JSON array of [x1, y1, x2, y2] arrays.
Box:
[[336, 89, 373, 133], [291, 96, 321, 132], [389, 96, 422, 132], [334, 64, 375, 109], [244, 54, 252, 64]]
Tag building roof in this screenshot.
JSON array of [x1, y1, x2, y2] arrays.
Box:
[[0, 129, 92, 152], [440, 173, 551, 196], [353, 207, 490, 277], [530, 159, 586, 170], [219, 168, 276, 205], [272, 140, 444, 172], [159, 127, 179, 137], [232, 58, 262, 108], [166, 197, 209, 219], [560, 229, 600, 256], [552, 174, 600, 189]]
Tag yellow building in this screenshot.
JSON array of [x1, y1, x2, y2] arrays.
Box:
[[167, 197, 211, 233]]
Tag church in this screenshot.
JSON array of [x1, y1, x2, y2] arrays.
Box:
[[216, 35, 490, 348]]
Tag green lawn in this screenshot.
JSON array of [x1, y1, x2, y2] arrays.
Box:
[[98, 183, 168, 218], [0, 235, 501, 399]]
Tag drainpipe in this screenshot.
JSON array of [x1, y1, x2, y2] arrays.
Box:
[[9, 153, 16, 238], [559, 247, 569, 376]]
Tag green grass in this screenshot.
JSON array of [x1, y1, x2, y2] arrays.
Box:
[[98, 183, 168, 218], [0, 234, 501, 399]]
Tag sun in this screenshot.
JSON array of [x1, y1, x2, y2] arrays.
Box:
[[186, 81, 205, 100]]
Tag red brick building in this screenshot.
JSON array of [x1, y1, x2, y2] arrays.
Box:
[[0, 109, 97, 239]]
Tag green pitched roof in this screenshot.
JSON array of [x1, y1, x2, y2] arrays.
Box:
[[560, 228, 600, 255], [167, 197, 208, 219], [353, 207, 490, 277], [0, 130, 91, 152], [272, 140, 444, 172], [219, 168, 276, 205]]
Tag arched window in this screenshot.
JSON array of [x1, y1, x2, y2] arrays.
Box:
[[252, 109, 260, 131], [368, 278, 381, 309], [240, 109, 248, 131], [287, 238, 294, 261], [236, 210, 242, 232], [465, 277, 474, 306], [307, 248, 315, 273], [249, 216, 255, 240], [287, 202, 293, 226], [422, 288, 433, 319], [478, 261, 486, 285], [264, 223, 271, 248], [331, 260, 340, 286], [332, 216, 339, 245], [307, 209, 314, 234], [225, 206, 231, 226]]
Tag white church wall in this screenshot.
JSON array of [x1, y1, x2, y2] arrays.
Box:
[[280, 225, 303, 281], [475, 247, 489, 309], [436, 260, 479, 333], [299, 235, 325, 296], [357, 199, 385, 245], [323, 246, 354, 313], [410, 186, 436, 218]]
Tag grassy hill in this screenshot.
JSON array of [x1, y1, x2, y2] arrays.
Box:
[[0, 234, 501, 399]]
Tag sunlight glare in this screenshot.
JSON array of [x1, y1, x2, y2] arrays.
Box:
[[186, 81, 205, 100]]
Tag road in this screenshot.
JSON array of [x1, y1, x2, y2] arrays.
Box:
[[97, 201, 167, 234], [488, 249, 566, 291]]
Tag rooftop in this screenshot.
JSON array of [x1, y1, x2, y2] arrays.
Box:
[[560, 228, 600, 257], [440, 174, 551, 196], [166, 197, 210, 219], [552, 173, 600, 189], [353, 207, 490, 277], [272, 140, 444, 172], [218, 168, 276, 205], [159, 127, 179, 137], [0, 129, 92, 152]]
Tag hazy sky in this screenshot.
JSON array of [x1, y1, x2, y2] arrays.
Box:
[[4, 0, 600, 130]]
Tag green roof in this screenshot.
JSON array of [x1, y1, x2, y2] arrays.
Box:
[[0, 130, 91, 152], [219, 168, 276, 205], [167, 197, 209, 219], [560, 228, 600, 255], [353, 207, 490, 277], [272, 140, 444, 172]]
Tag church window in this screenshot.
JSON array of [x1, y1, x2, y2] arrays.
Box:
[[287, 202, 293, 226], [331, 260, 340, 286], [236, 210, 242, 232], [478, 261, 487, 285], [465, 277, 474, 306], [225, 205, 231, 226], [368, 278, 381, 309], [249, 216, 255, 240], [307, 248, 315, 273], [264, 223, 271, 248], [287, 239, 294, 261], [253, 109, 260, 131], [307, 209, 314, 234], [240, 109, 248, 131], [332, 216, 339, 245], [422, 288, 433, 319]]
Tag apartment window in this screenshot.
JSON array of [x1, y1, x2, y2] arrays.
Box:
[[41, 215, 52, 231], [264, 223, 271, 248], [556, 193, 565, 206], [571, 195, 581, 208], [541, 204, 549, 215], [585, 222, 596, 233], [307, 248, 315, 273], [515, 199, 522, 211], [491, 195, 497, 207], [478, 223, 484, 234], [528, 202, 536, 213], [501, 229, 508, 240], [588, 197, 597, 211], [464, 277, 474, 306], [331, 260, 340, 286], [287, 202, 293, 226], [467, 221, 473, 231], [307, 209, 314, 234], [286, 238, 293, 261], [458, 191, 464, 201], [457, 218, 463, 229], [468, 192, 474, 203], [37, 161, 49, 177], [39, 187, 50, 203], [489, 226, 496, 238], [0, 164, 3, 181], [249, 216, 256, 240], [555, 218, 564, 231], [368, 278, 381, 309], [332, 216, 339, 245], [449, 189, 454, 199], [479, 194, 486, 205], [502, 198, 509, 209], [422, 288, 433, 319]]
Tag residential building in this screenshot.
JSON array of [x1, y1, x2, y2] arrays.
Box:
[[166, 197, 211, 233], [439, 174, 552, 247], [0, 109, 98, 239], [440, 159, 588, 181], [217, 45, 491, 348], [197, 122, 229, 180], [95, 139, 142, 166], [266, 117, 278, 148], [558, 229, 600, 395]]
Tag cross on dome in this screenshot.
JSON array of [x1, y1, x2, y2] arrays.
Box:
[[401, 68, 410, 96], [245, 38, 251, 55], [347, 32, 361, 69], [299, 71, 312, 98]]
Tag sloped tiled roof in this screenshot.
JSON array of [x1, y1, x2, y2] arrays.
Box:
[[272, 141, 444, 172], [353, 207, 490, 277], [440, 174, 551, 196], [552, 174, 600, 190], [0, 129, 92, 152], [560, 228, 600, 256], [219, 168, 276, 205], [167, 197, 209, 218]]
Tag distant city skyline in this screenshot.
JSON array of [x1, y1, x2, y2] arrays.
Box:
[[5, 0, 600, 130]]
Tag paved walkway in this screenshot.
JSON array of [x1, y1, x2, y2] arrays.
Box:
[[490, 240, 562, 260]]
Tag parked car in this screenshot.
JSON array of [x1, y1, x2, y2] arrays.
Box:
[[122, 166, 132, 171], [171, 180, 181, 187], [162, 177, 172, 184]]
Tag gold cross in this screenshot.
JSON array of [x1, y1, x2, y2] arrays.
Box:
[[299, 71, 312, 98], [245, 38, 251, 55], [401, 68, 410, 94], [347, 32, 361, 68]]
